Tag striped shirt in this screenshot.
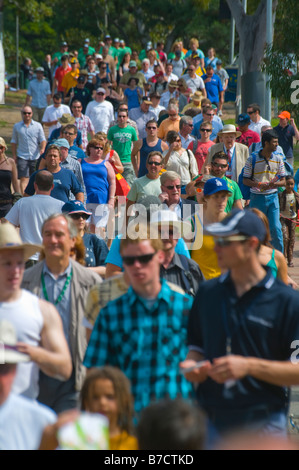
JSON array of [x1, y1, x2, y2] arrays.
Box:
[[75, 114, 95, 151], [83, 279, 194, 414], [11, 120, 46, 160], [243, 150, 286, 195]]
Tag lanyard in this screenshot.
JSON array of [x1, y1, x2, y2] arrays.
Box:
[[41, 268, 73, 305]]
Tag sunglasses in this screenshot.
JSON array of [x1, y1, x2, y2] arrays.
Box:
[[148, 161, 161, 166], [212, 162, 228, 169], [214, 236, 249, 247], [23, 112, 32, 115], [97, 92, 105, 95], [247, 111, 255, 114], [200, 128, 212, 132], [165, 184, 182, 190], [70, 213, 90, 220], [92, 146, 104, 150], [122, 252, 156, 266]]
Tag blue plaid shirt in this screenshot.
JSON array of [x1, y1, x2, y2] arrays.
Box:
[[83, 279, 194, 414]]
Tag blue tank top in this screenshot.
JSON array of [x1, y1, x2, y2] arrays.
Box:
[[81, 159, 109, 204], [138, 138, 163, 177]]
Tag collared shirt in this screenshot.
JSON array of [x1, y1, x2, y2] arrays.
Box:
[[179, 132, 195, 149], [83, 279, 194, 414], [248, 116, 271, 137], [160, 252, 204, 296], [11, 120, 46, 160], [243, 150, 286, 195], [40, 261, 72, 347], [60, 155, 86, 202], [27, 78, 51, 108], [75, 114, 95, 151], [187, 268, 299, 412]]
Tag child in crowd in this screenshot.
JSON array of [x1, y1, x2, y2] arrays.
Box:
[[80, 366, 138, 450], [124, 77, 143, 110], [279, 175, 299, 267]]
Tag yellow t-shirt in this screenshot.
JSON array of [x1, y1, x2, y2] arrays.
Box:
[[191, 234, 221, 280], [109, 431, 138, 450]]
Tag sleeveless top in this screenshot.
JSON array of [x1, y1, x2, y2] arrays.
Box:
[[138, 138, 163, 177], [0, 169, 13, 205], [0, 289, 43, 399], [266, 249, 278, 278], [81, 158, 109, 204]]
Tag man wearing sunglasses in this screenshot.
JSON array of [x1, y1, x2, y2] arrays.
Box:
[[126, 152, 164, 214], [180, 208, 299, 442], [187, 152, 243, 212], [84, 227, 194, 416], [131, 119, 168, 177], [159, 170, 197, 220], [191, 106, 223, 143]]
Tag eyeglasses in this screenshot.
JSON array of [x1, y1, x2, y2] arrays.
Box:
[[214, 236, 249, 247], [148, 161, 161, 166], [165, 184, 182, 190], [200, 128, 212, 132], [92, 146, 104, 150], [212, 162, 228, 169], [70, 213, 90, 220], [63, 132, 75, 136], [122, 252, 156, 266], [186, 123, 194, 127], [147, 126, 157, 130]]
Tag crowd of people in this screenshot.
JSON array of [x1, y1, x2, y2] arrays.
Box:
[[2, 34, 299, 451]]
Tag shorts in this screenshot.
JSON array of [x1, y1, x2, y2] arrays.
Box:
[[17, 158, 38, 178], [86, 202, 111, 228]]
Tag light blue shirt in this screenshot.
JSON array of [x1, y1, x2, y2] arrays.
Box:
[[27, 78, 51, 108], [0, 393, 56, 450], [41, 261, 72, 347], [11, 120, 46, 160], [192, 116, 223, 141]]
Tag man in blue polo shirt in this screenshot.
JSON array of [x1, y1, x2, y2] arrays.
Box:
[[24, 144, 84, 203], [201, 65, 223, 110], [273, 110, 299, 170], [180, 209, 299, 443]]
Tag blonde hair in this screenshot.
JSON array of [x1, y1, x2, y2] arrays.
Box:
[[94, 132, 110, 155]]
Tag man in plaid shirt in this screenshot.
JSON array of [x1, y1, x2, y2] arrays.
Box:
[[71, 100, 95, 151], [83, 227, 194, 414]]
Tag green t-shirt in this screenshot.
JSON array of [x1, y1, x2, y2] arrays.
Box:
[[222, 175, 243, 213], [127, 175, 162, 202], [107, 125, 138, 163]]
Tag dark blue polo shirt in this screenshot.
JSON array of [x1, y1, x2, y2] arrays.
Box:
[[273, 124, 295, 159], [188, 268, 299, 412]]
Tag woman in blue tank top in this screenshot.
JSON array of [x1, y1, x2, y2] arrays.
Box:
[[80, 138, 116, 234]]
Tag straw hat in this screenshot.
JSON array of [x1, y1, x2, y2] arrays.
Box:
[[0, 320, 30, 364], [0, 223, 41, 260], [58, 114, 75, 125], [217, 124, 241, 138]]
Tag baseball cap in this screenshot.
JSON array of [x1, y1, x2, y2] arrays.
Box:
[[203, 177, 232, 196], [216, 59, 222, 65], [62, 201, 92, 216], [204, 208, 267, 241], [96, 87, 106, 94], [129, 60, 137, 68], [141, 96, 153, 105], [278, 111, 291, 120], [54, 138, 70, 149], [237, 113, 251, 125], [35, 67, 44, 73]]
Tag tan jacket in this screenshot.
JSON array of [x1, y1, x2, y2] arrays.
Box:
[[204, 142, 249, 182], [22, 259, 101, 390]]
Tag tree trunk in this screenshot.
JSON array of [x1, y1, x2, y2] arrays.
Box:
[[227, 0, 278, 74]]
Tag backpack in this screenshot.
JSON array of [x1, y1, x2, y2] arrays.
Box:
[[238, 154, 256, 200]]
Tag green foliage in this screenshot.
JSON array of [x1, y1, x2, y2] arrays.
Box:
[[262, 0, 299, 120]]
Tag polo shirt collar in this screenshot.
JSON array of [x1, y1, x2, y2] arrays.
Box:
[[219, 265, 275, 291]]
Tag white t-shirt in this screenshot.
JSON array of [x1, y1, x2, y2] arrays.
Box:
[[249, 116, 271, 137], [42, 104, 71, 136], [0, 393, 56, 450], [85, 100, 114, 133], [5, 194, 64, 260]]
